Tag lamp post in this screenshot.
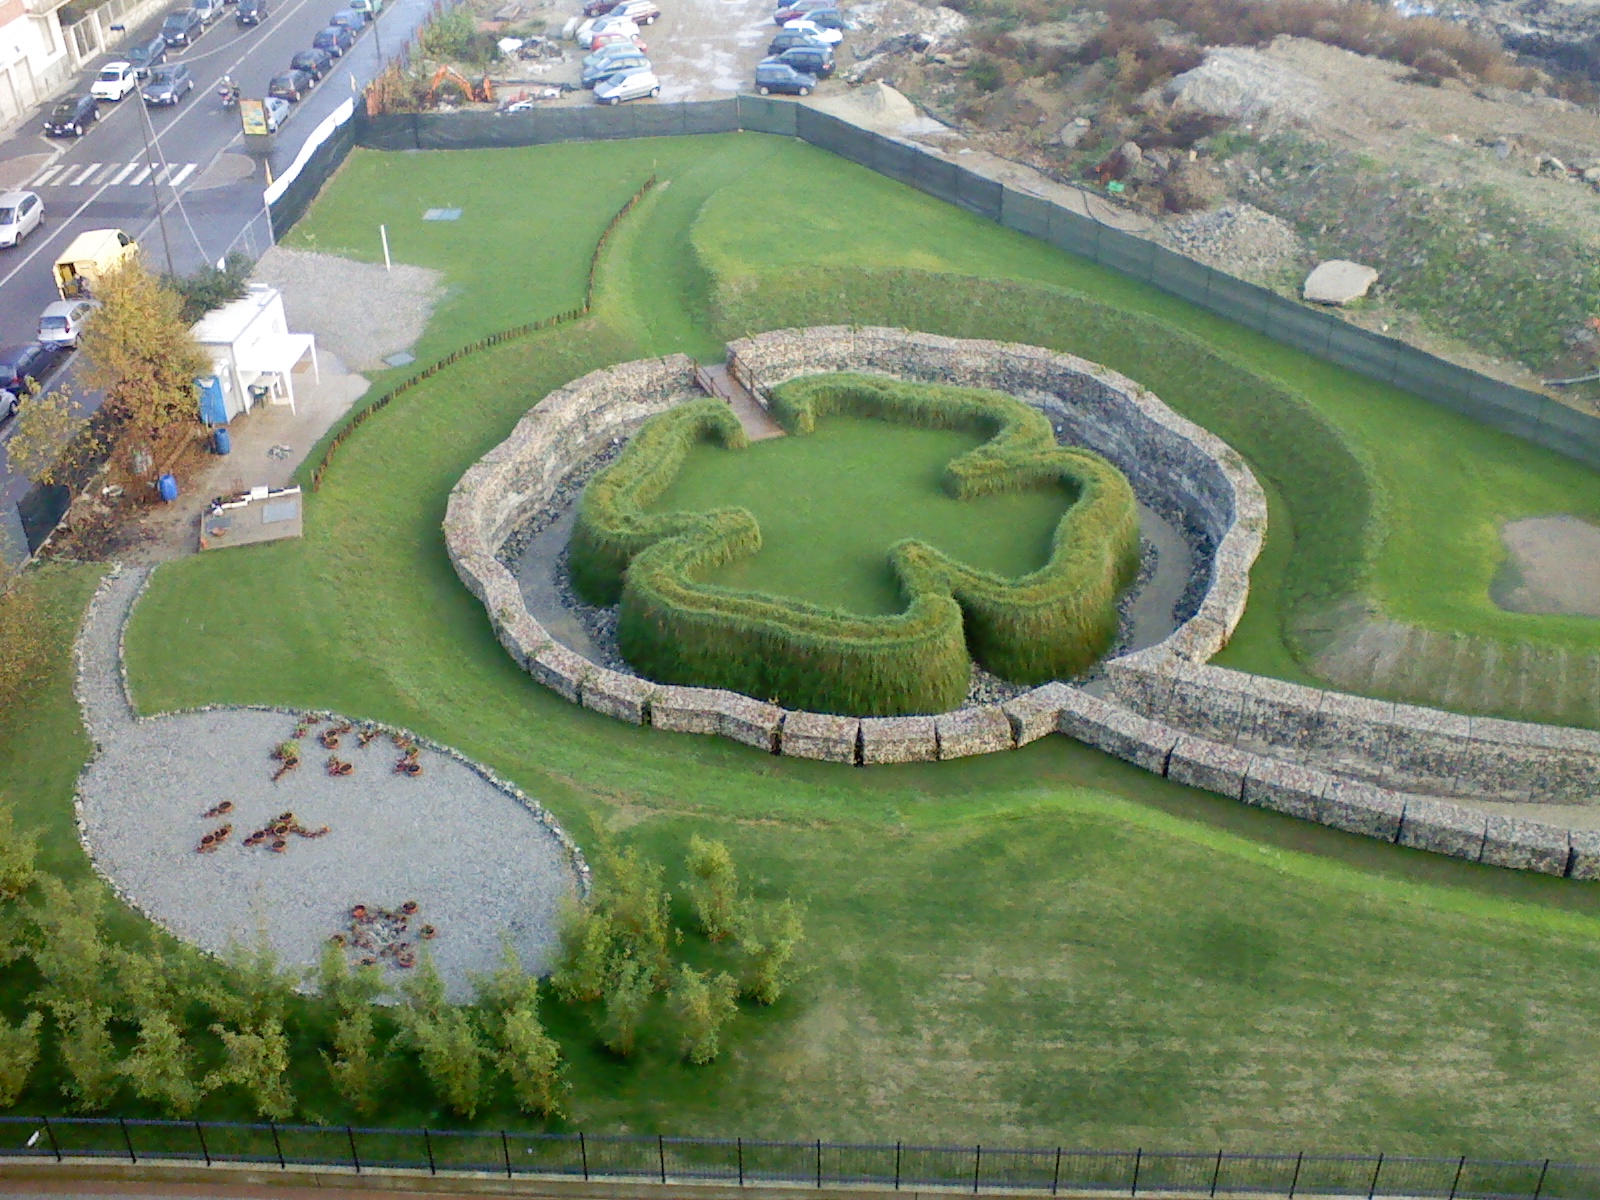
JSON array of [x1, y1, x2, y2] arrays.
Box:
[[134, 87, 177, 276]]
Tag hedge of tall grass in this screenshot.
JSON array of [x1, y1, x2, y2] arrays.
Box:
[[569, 376, 1138, 716]]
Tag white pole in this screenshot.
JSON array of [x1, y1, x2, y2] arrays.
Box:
[[380, 224, 391, 272]]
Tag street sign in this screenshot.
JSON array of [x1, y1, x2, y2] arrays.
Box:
[[240, 98, 270, 136]]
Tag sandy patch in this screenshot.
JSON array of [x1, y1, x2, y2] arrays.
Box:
[[1492, 515, 1600, 618]]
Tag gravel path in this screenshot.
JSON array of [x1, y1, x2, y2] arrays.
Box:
[[73, 566, 580, 1000]]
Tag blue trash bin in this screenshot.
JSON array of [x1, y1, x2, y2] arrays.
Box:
[[213, 427, 232, 455], [157, 473, 179, 503]]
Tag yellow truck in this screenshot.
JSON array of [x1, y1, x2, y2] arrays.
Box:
[[53, 228, 138, 299]]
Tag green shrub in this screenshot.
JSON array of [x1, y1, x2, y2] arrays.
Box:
[[572, 375, 1137, 714]]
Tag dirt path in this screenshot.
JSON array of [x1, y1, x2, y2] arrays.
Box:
[[1492, 515, 1600, 618]]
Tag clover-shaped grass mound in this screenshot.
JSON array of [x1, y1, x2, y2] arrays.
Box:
[[569, 374, 1139, 716]]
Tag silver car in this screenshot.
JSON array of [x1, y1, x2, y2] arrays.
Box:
[[37, 298, 99, 349], [593, 67, 659, 104]]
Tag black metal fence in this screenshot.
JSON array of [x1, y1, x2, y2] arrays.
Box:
[[0, 1117, 1591, 1200]]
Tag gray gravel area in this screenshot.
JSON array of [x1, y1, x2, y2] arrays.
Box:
[[1155, 202, 1309, 282], [72, 563, 580, 1001], [251, 248, 445, 374]]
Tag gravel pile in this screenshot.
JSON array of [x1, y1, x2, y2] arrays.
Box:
[[251, 248, 445, 374], [1158, 203, 1308, 281]]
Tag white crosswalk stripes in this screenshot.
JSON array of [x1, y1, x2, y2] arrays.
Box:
[[26, 159, 200, 190]]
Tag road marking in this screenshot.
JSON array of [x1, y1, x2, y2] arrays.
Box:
[[166, 163, 197, 188], [129, 164, 155, 185], [28, 166, 64, 186], [68, 163, 103, 185], [109, 161, 140, 184]]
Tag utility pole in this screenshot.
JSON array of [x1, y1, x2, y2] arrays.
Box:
[[134, 88, 176, 275]]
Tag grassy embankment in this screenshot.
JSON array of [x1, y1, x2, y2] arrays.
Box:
[[51, 132, 1600, 1151]]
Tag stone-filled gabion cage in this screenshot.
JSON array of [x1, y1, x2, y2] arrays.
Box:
[[444, 328, 1266, 766]]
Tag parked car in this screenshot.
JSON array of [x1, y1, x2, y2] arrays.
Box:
[[290, 47, 333, 80], [0, 191, 43, 249], [588, 29, 645, 51], [268, 68, 315, 100], [236, 0, 268, 25], [348, 0, 382, 17], [773, 0, 835, 23], [781, 17, 841, 43], [125, 34, 168, 77], [582, 50, 648, 86], [160, 7, 203, 45], [141, 62, 194, 104], [583, 41, 645, 70], [607, 0, 660, 24], [190, 0, 224, 23], [90, 61, 139, 101], [312, 24, 355, 55], [775, 42, 832, 75], [37, 299, 99, 350], [329, 8, 364, 33], [577, 14, 638, 48], [0, 343, 64, 395], [786, 8, 843, 31], [593, 67, 659, 103], [0, 391, 16, 422], [44, 94, 99, 136], [582, 0, 622, 16], [754, 59, 815, 94], [767, 26, 827, 53], [261, 94, 291, 131]]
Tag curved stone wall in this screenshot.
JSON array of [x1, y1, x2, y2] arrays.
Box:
[[444, 328, 1265, 763]]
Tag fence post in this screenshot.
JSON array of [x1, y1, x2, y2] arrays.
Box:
[[580, 1131, 589, 1180], [1210, 1149, 1223, 1198], [816, 1138, 822, 1188], [1448, 1156, 1465, 1200], [1533, 1159, 1550, 1200], [973, 1145, 982, 1194], [503, 1131, 513, 1178], [270, 1120, 285, 1169], [896, 1142, 904, 1191], [1288, 1151, 1303, 1199], [1131, 1149, 1141, 1197], [1051, 1147, 1061, 1196], [659, 1134, 667, 1184], [738, 1137, 744, 1187], [1367, 1153, 1384, 1200], [347, 1125, 362, 1174], [118, 1116, 137, 1164], [40, 1115, 61, 1163], [195, 1119, 210, 1166], [424, 1128, 436, 1175]]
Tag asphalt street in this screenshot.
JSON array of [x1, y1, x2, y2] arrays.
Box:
[[0, 0, 433, 540]]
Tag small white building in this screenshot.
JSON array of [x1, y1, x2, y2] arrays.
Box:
[[192, 284, 318, 422]]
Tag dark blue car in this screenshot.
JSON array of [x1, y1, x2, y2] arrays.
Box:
[[313, 23, 355, 55], [754, 59, 816, 95]]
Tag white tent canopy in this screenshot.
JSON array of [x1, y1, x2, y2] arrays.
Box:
[[235, 333, 319, 412]]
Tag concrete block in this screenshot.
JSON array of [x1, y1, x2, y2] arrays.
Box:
[[648, 685, 722, 736], [528, 642, 589, 703], [1480, 815, 1570, 876], [1057, 688, 1179, 774], [1242, 757, 1328, 821], [1397, 796, 1487, 862], [580, 670, 651, 725], [711, 693, 784, 752], [1166, 735, 1252, 800], [1315, 778, 1404, 842], [1381, 703, 1474, 795], [1566, 829, 1600, 880], [780, 711, 860, 764], [1101, 663, 1177, 720], [1234, 674, 1322, 757], [860, 716, 939, 765], [936, 706, 1014, 759], [1163, 664, 1248, 744], [1003, 682, 1072, 747], [1303, 690, 1395, 782]]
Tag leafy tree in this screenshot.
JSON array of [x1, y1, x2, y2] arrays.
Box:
[[739, 899, 806, 1007], [0, 1011, 42, 1106], [206, 1019, 293, 1120], [399, 948, 448, 1018], [119, 1011, 203, 1116], [52, 1000, 119, 1111], [550, 900, 615, 1005], [0, 570, 55, 730], [498, 1005, 566, 1118], [472, 938, 541, 1036], [598, 952, 655, 1058], [165, 252, 253, 325], [1, 383, 95, 487], [207, 936, 295, 1028], [324, 1006, 386, 1115], [77, 260, 209, 474], [314, 939, 387, 1008], [109, 945, 179, 1023], [398, 952, 487, 1118], [28, 876, 110, 1008], [603, 846, 675, 987], [685, 836, 744, 942], [668, 965, 738, 1066], [0, 795, 38, 904]]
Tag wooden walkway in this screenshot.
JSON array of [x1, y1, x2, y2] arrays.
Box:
[[696, 363, 786, 442]]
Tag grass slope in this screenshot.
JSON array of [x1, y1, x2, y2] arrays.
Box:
[[105, 133, 1600, 1152]]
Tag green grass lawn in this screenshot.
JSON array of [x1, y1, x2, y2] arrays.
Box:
[[89, 132, 1600, 1153], [647, 415, 1069, 616]]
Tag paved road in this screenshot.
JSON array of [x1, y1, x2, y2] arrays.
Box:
[[0, 0, 432, 547]]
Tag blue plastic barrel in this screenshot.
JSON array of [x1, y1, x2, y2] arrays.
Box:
[[213, 427, 231, 455], [157, 473, 179, 503]]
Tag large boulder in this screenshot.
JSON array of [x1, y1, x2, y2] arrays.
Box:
[[1303, 260, 1379, 305]]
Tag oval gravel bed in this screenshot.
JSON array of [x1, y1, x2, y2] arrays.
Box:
[[77, 708, 577, 999]]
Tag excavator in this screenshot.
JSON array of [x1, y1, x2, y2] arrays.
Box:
[[425, 65, 493, 105]]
